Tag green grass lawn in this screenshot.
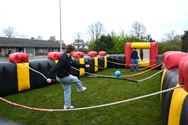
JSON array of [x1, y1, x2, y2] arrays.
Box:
[[0, 68, 162, 125]]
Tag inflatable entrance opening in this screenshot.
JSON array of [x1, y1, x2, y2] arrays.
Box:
[[125, 42, 158, 67]]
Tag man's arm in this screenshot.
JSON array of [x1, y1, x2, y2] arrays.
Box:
[[47, 58, 65, 78], [72, 60, 86, 68], [71, 59, 90, 68]]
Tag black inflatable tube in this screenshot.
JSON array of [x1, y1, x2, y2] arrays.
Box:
[[180, 96, 188, 125], [29, 59, 55, 89], [162, 69, 178, 125], [85, 60, 105, 70], [0, 62, 18, 96]]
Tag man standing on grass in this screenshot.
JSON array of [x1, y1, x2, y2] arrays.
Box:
[[46, 44, 90, 109], [130, 48, 139, 72]]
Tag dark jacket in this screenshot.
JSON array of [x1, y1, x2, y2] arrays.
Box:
[[131, 50, 139, 59], [47, 53, 86, 78]]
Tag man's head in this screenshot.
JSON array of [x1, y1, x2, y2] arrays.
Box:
[[133, 48, 137, 51], [65, 44, 75, 55]]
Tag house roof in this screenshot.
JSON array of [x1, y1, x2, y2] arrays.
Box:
[[0, 37, 65, 48]]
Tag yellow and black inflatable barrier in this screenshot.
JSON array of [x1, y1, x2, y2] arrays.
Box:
[[9, 53, 30, 92], [0, 53, 56, 96], [1, 51, 130, 97], [87, 51, 98, 73], [71, 52, 85, 76], [161, 51, 188, 125], [98, 51, 107, 70]]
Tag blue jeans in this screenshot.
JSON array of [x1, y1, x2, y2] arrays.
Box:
[[56, 75, 85, 107], [131, 59, 139, 72]]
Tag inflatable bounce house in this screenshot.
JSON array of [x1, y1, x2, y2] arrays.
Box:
[[125, 42, 158, 67]]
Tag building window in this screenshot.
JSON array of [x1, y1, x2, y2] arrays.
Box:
[[17, 48, 24, 52], [26, 48, 35, 55], [35, 48, 48, 55]]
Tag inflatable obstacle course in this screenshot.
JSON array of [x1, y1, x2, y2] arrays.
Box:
[[1, 47, 188, 125]]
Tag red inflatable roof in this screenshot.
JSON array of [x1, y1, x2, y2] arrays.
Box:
[[48, 52, 62, 60], [164, 52, 188, 70], [88, 51, 97, 57], [72, 52, 84, 58], [9, 52, 29, 63], [98, 51, 107, 56]]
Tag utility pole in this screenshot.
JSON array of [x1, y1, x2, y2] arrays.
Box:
[[59, 0, 63, 52]]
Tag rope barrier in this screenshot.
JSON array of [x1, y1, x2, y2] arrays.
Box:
[[28, 66, 47, 80], [72, 66, 164, 83], [71, 67, 138, 83], [135, 63, 161, 71], [0, 85, 183, 112], [82, 75, 138, 82], [137, 69, 164, 82], [121, 63, 162, 77]]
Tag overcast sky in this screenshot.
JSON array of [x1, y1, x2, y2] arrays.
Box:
[[0, 0, 188, 44]]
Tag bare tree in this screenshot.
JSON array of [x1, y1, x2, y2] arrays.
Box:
[[164, 31, 176, 42], [3, 26, 16, 38], [74, 32, 84, 50], [75, 32, 82, 40], [131, 21, 146, 38], [88, 22, 105, 41], [119, 30, 126, 37]]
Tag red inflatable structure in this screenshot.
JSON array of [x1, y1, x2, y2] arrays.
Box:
[[48, 52, 62, 60], [125, 42, 158, 67], [9, 52, 29, 63], [72, 52, 84, 58], [98, 51, 107, 56], [88, 51, 97, 57]]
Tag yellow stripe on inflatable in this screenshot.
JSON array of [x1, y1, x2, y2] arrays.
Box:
[[17, 63, 30, 91], [94, 57, 98, 72], [138, 61, 149, 67], [131, 42, 151, 49], [168, 84, 188, 125], [55, 60, 58, 63], [160, 68, 167, 100], [104, 56, 107, 68], [79, 58, 85, 76]]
